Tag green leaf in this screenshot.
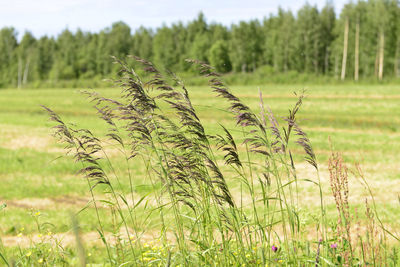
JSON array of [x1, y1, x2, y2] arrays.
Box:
[[97, 229, 107, 246], [0, 203, 6, 211], [133, 194, 148, 209], [190, 239, 208, 250], [0, 251, 9, 267], [319, 256, 335, 266]]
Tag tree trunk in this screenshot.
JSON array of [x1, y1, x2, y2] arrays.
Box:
[[241, 63, 246, 73], [354, 17, 360, 81], [18, 58, 22, 89], [375, 45, 379, 77], [23, 58, 30, 85], [252, 52, 256, 72], [304, 34, 309, 72], [334, 53, 339, 79], [324, 48, 329, 74], [314, 39, 319, 74], [341, 17, 349, 81], [284, 45, 288, 72], [273, 53, 279, 71], [378, 30, 384, 81], [395, 40, 399, 77]]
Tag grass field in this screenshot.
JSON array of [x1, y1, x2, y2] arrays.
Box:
[[1, 83, 400, 265]]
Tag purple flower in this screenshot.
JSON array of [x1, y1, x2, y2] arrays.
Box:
[[272, 245, 278, 252], [330, 243, 338, 249]]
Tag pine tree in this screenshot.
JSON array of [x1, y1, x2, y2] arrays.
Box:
[[0, 27, 18, 87]]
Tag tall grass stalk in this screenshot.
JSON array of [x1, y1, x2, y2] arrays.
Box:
[[39, 56, 399, 266]]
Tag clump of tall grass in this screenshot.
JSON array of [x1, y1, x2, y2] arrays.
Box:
[[35, 56, 399, 266]]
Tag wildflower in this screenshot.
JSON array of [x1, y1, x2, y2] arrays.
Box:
[[35, 211, 41, 216], [88, 253, 92, 257], [38, 258, 43, 263], [25, 251, 32, 257], [17, 233, 23, 237], [47, 231, 52, 236], [278, 259, 283, 263], [19, 227, 25, 232], [37, 234, 43, 238], [272, 245, 278, 252], [48, 248, 52, 252], [330, 243, 338, 249]]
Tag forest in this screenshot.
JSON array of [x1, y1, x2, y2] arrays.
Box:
[[1, 0, 400, 88]]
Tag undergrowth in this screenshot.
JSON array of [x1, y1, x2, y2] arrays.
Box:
[[1, 56, 399, 266]]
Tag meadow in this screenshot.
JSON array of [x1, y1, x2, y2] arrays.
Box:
[[0, 66, 400, 266]]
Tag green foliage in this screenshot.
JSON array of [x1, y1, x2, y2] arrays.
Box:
[[0, 1, 400, 87], [1, 76, 400, 265], [230, 20, 263, 72], [0, 27, 18, 87], [208, 40, 231, 73], [27, 57, 398, 266], [131, 26, 153, 61], [153, 26, 180, 70]]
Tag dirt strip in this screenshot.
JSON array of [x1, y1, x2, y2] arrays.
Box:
[[0, 196, 90, 210], [235, 93, 400, 100], [1, 230, 170, 248]]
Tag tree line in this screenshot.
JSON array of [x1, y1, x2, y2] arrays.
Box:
[[1, 0, 400, 88]]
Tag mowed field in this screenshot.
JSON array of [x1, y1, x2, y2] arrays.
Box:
[[1, 84, 400, 257]]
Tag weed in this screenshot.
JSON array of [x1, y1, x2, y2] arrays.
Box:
[[2, 56, 398, 266]]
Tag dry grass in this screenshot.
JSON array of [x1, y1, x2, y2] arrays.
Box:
[[1, 59, 399, 265]]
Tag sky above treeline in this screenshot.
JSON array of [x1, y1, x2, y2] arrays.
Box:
[[1, 0, 346, 39]]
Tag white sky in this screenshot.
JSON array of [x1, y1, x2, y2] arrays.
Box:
[[0, 0, 347, 38]]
